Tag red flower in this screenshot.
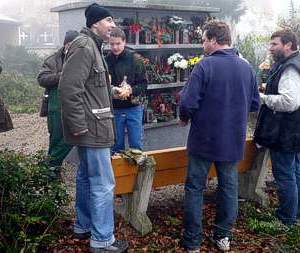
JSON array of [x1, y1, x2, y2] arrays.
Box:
[[129, 23, 142, 33]]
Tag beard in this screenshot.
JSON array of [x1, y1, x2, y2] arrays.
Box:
[[271, 49, 286, 63]]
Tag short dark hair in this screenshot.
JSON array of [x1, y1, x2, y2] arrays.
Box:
[[110, 27, 126, 41], [271, 29, 298, 51], [203, 21, 231, 46]]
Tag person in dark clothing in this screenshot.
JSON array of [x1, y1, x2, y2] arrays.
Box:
[[254, 30, 300, 226], [0, 61, 14, 132], [37, 30, 79, 167], [58, 3, 129, 252], [106, 27, 147, 154], [179, 21, 260, 252]]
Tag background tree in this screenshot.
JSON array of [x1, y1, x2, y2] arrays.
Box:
[[277, 0, 300, 40]]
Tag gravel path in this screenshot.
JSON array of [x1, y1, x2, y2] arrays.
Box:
[[0, 113, 48, 153]]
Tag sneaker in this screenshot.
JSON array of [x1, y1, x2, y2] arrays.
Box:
[[90, 240, 128, 253], [213, 237, 230, 252], [74, 231, 90, 240]]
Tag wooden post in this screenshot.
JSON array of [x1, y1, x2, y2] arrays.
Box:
[[115, 156, 156, 236], [239, 148, 270, 207]]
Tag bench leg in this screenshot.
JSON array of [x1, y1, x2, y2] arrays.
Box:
[[239, 149, 270, 207], [115, 156, 156, 236]]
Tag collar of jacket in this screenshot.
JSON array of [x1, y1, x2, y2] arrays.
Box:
[[209, 48, 238, 57], [269, 51, 299, 78], [80, 27, 104, 51], [109, 48, 131, 61], [57, 47, 66, 61], [278, 51, 299, 65]]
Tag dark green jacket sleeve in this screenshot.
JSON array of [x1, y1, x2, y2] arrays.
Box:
[[37, 54, 61, 89]]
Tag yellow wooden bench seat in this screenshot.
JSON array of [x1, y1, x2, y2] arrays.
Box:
[[113, 140, 257, 195]]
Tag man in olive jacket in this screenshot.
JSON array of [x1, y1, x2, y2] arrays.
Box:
[[59, 3, 129, 253], [37, 30, 78, 167]]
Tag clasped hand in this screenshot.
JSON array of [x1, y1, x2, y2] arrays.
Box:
[[114, 83, 132, 100]]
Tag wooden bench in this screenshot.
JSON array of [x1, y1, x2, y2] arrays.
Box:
[[112, 140, 270, 235]]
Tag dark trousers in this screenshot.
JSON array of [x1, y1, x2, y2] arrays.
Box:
[[270, 150, 300, 225], [183, 155, 238, 249]]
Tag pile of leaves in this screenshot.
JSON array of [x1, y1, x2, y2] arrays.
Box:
[[0, 150, 69, 252], [48, 190, 300, 253]]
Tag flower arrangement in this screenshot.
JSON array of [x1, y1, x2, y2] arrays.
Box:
[[167, 53, 188, 70], [129, 23, 142, 33], [188, 56, 202, 67], [167, 16, 185, 30]]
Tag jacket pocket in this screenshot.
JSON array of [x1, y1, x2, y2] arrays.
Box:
[[93, 65, 106, 87], [87, 107, 114, 142]]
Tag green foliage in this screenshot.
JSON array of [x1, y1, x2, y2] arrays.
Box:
[[241, 202, 300, 252], [0, 71, 42, 113], [247, 218, 288, 235], [278, 16, 300, 38], [0, 150, 69, 253], [0, 45, 43, 113], [235, 34, 269, 72], [1, 45, 42, 76]]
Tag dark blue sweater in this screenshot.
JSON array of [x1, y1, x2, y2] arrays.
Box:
[[180, 49, 260, 161]]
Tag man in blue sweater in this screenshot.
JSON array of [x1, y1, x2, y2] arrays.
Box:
[[179, 21, 260, 252]]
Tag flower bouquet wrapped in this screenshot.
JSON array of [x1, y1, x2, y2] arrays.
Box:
[[167, 53, 188, 82]]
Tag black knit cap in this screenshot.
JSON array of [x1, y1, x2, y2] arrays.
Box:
[[85, 3, 112, 28], [63, 30, 79, 45]]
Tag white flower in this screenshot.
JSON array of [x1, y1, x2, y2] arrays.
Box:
[[167, 53, 188, 69], [174, 61, 180, 68], [167, 57, 173, 65], [169, 16, 184, 25], [179, 59, 188, 69]]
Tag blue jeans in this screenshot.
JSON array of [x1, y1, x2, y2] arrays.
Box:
[[183, 155, 238, 249], [74, 147, 116, 248], [112, 105, 143, 153], [270, 150, 300, 225]]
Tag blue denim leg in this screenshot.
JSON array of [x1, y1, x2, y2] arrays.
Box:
[[126, 106, 143, 150], [214, 161, 238, 238], [183, 155, 211, 249], [112, 109, 126, 153], [296, 153, 300, 218], [271, 150, 299, 225], [75, 147, 116, 248]]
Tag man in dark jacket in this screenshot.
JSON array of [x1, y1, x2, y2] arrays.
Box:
[[0, 61, 13, 132], [106, 27, 147, 154], [37, 30, 78, 167], [59, 3, 128, 253], [254, 30, 300, 226], [179, 21, 260, 252]]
